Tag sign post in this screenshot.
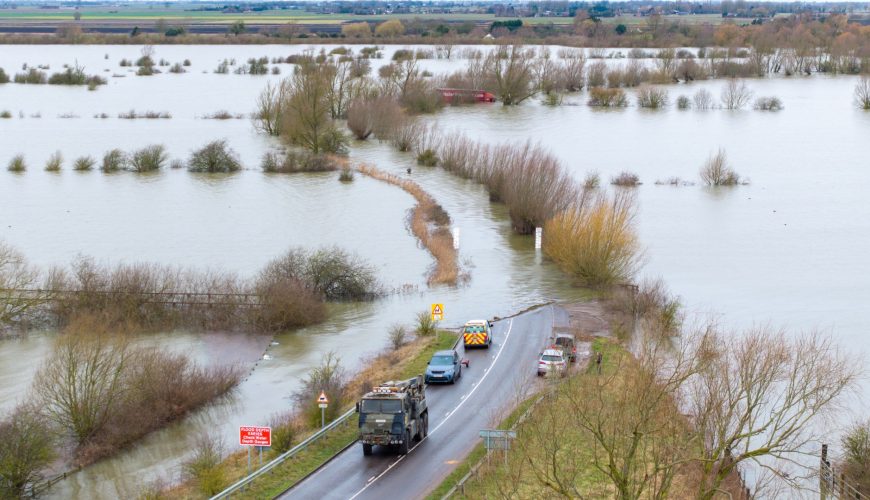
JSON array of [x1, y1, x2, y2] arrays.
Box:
[[431, 303, 444, 322], [480, 429, 516, 466], [318, 391, 329, 428], [239, 426, 272, 474]]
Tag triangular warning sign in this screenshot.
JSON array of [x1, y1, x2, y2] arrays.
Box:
[[318, 391, 328, 403], [433, 305, 443, 315]]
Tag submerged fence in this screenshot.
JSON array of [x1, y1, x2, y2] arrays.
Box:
[[1, 288, 264, 307]]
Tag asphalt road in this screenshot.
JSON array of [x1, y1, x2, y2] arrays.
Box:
[[279, 304, 568, 500]]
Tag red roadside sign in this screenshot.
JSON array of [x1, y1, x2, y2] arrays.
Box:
[[239, 426, 271, 447]]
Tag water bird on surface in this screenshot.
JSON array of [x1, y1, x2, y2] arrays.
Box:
[[407, 168, 412, 174]]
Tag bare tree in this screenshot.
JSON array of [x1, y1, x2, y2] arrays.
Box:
[[700, 149, 740, 186], [0, 404, 56, 498], [483, 45, 538, 105], [687, 328, 861, 500], [253, 80, 289, 136], [720, 79, 753, 109], [33, 334, 133, 445], [563, 335, 701, 500], [0, 241, 42, 327]]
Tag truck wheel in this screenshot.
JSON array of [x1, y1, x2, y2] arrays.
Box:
[[399, 431, 410, 455], [362, 443, 373, 456], [423, 413, 429, 438]]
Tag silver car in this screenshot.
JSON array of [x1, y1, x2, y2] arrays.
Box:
[[537, 348, 567, 377]]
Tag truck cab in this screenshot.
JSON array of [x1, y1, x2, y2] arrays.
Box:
[[357, 376, 428, 456], [462, 319, 494, 348]]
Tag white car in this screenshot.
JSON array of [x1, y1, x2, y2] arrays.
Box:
[[537, 348, 567, 377]]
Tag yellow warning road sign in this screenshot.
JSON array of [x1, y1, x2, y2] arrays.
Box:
[[431, 303, 444, 321], [318, 391, 329, 404]]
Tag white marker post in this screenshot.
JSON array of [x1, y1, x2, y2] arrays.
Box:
[[452, 227, 460, 250], [534, 227, 543, 250], [318, 391, 329, 428]]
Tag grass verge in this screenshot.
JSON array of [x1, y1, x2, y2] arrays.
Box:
[[164, 330, 457, 499]]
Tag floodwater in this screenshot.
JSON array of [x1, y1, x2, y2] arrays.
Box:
[[1, 44, 869, 497]]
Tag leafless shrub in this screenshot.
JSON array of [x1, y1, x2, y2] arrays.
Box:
[[260, 149, 339, 173], [700, 149, 740, 186], [128, 145, 168, 172], [583, 171, 600, 189], [294, 352, 347, 427], [693, 88, 714, 110], [543, 190, 640, 288], [101, 149, 126, 172], [73, 156, 95, 171], [268, 411, 298, 453], [257, 246, 378, 301], [720, 79, 753, 110], [676, 95, 691, 109], [253, 80, 288, 136], [187, 140, 241, 173], [753, 96, 783, 111], [6, 154, 26, 172], [44, 151, 63, 172], [636, 85, 668, 108], [587, 87, 628, 107], [855, 75, 870, 110], [389, 116, 426, 152], [586, 60, 607, 88], [389, 324, 407, 350], [346, 99, 374, 140], [611, 171, 641, 187]]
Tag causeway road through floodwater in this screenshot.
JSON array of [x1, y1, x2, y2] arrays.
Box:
[[278, 304, 568, 500]]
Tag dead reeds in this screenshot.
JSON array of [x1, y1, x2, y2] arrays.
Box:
[[357, 164, 459, 286]]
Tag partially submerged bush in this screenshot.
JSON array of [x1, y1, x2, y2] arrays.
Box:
[[73, 156, 96, 171], [636, 86, 668, 108], [700, 149, 740, 186], [611, 171, 641, 187], [543, 191, 640, 287], [583, 171, 600, 190], [676, 95, 691, 109], [693, 88, 714, 110], [855, 75, 870, 110], [13, 68, 47, 84], [101, 149, 126, 172], [339, 166, 354, 182], [753, 96, 783, 111], [129, 145, 168, 172], [187, 140, 241, 173], [416, 148, 438, 166], [34, 334, 241, 465], [257, 246, 379, 301], [0, 68, 9, 84], [260, 149, 338, 173], [588, 87, 628, 107], [0, 405, 56, 498], [44, 151, 63, 171], [720, 79, 753, 110], [7, 154, 26, 172]]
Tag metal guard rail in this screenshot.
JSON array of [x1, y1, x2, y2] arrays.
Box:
[[210, 407, 356, 499]]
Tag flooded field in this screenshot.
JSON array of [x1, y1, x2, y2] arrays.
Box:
[[1, 44, 869, 498]]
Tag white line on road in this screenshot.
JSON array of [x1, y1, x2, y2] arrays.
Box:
[[346, 318, 515, 500]]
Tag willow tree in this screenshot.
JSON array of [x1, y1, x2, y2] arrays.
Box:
[[483, 45, 538, 105]]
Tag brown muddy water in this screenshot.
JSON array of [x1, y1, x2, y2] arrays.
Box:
[[1, 44, 869, 497]]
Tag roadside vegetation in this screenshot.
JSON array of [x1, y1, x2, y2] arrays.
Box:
[[449, 313, 860, 499], [0, 240, 379, 334], [159, 326, 458, 499]]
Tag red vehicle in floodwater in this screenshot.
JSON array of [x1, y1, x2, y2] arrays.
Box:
[[437, 88, 497, 104]]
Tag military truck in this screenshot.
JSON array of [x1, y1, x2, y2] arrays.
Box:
[[357, 375, 429, 456]]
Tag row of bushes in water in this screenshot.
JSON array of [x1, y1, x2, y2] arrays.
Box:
[[0, 241, 379, 333]]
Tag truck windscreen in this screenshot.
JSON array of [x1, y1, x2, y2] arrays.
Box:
[[361, 399, 403, 413]]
